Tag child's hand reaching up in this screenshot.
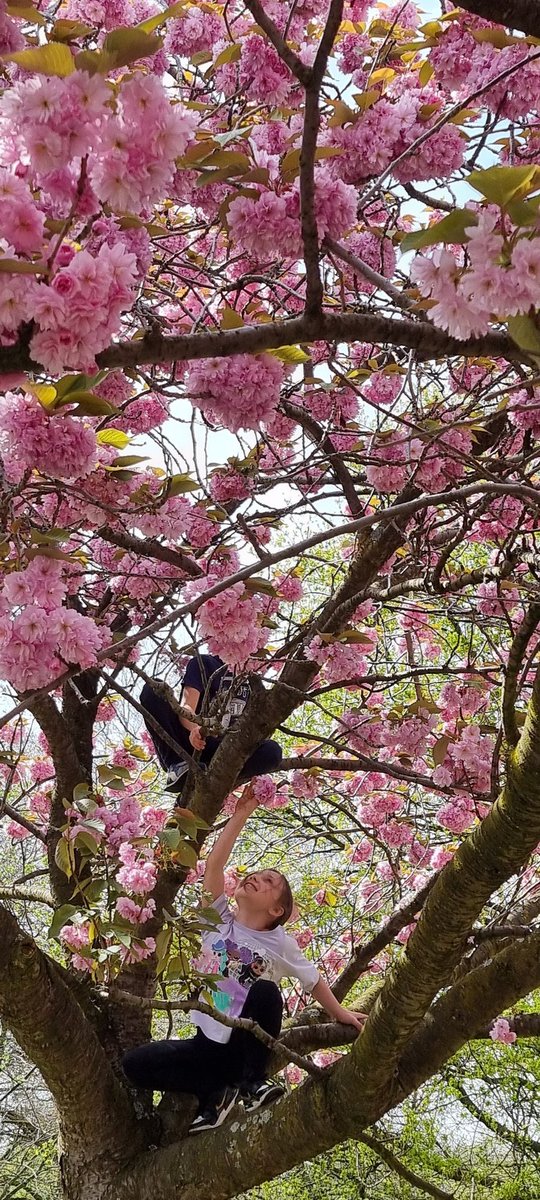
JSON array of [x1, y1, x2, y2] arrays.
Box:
[[234, 783, 260, 815]]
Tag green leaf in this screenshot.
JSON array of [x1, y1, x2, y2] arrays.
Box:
[[48, 903, 80, 940], [220, 305, 245, 329], [160, 827, 181, 850], [100, 27, 164, 70], [169, 841, 198, 868], [54, 838, 75, 879], [163, 472, 199, 496], [165, 952, 190, 979], [507, 314, 540, 356], [268, 345, 310, 364], [56, 391, 118, 417], [3, 41, 75, 75], [136, 1, 184, 35], [243, 577, 277, 597], [155, 926, 172, 974], [400, 208, 477, 253], [74, 831, 101, 856], [466, 165, 540, 208], [107, 454, 149, 469], [73, 782, 90, 804], [52, 18, 96, 41], [96, 428, 130, 449], [432, 735, 452, 767], [0, 257, 45, 274]]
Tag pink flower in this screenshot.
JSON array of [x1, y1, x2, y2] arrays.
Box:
[[188, 353, 284, 433], [7, 820, 31, 840], [276, 575, 304, 602], [251, 775, 278, 807], [294, 928, 314, 948], [116, 896, 156, 925], [0, 392, 96, 480], [141, 807, 168, 836], [116, 843, 157, 895], [490, 1017, 517, 1045], [210, 470, 253, 504], [195, 580, 268, 668]]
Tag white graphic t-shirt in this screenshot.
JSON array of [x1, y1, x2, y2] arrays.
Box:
[[192, 894, 320, 1043]]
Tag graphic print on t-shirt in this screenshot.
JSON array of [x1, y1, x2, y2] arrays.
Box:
[[200, 934, 272, 1019], [218, 670, 251, 731]]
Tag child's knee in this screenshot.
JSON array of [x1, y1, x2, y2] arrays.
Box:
[[262, 741, 282, 771]]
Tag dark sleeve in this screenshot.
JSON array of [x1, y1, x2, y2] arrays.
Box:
[[182, 656, 205, 694]]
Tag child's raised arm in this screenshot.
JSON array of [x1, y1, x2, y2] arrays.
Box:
[[202, 785, 259, 903]]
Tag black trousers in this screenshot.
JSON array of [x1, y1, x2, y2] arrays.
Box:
[[122, 980, 283, 1104], [139, 682, 282, 778]]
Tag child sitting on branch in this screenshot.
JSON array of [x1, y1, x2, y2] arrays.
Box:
[[123, 785, 365, 1134], [140, 652, 282, 793]]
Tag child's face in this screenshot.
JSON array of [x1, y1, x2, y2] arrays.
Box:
[[235, 870, 284, 927]]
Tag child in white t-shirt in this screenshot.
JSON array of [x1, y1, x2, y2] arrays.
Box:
[[123, 786, 365, 1134]]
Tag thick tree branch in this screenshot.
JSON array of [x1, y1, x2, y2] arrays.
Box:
[[99, 526, 203, 579], [502, 603, 540, 747], [0, 312, 524, 378], [456, 0, 540, 37], [0, 904, 145, 1180]]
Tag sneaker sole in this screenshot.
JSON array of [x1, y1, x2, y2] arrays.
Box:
[[189, 1091, 239, 1134], [243, 1088, 285, 1113]]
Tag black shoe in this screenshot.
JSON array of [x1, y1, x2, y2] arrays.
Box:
[[241, 1079, 286, 1112], [188, 1086, 239, 1134], [164, 762, 189, 794]]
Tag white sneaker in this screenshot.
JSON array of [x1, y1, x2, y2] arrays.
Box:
[[164, 762, 189, 793]]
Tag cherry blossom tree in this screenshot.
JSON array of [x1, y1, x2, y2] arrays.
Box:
[[1, 0, 540, 1197]]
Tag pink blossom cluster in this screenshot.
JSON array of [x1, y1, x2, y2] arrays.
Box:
[[0, 558, 107, 690], [165, 8, 224, 56], [276, 574, 304, 602], [329, 86, 464, 186], [0, 170, 44, 254], [356, 792, 403, 829], [308, 632, 377, 684], [510, 387, 540, 438], [250, 775, 289, 809], [61, 1, 131, 30], [116, 842, 157, 895], [430, 20, 540, 118], [228, 169, 357, 263], [196, 581, 269, 669], [342, 231, 397, 294], [363, 371, 403, 407], [95, 795, 167, 852], [477, 581, 520, 618], [238, 35, 294, 106], [435, 795, 476, 836], [439, 681, 488, 723], [489, 1017, 517, 1045], [187, 353, 284, 432], [290, 769, 320, 800], [433, 724, 494, 795], [411, 214, 540, 340], [210, 470, 253, 504], [29, 242, 138, 374], [2, 71, 196, 216], [0, 391, 96, 482], [116, 896, 156, 925]]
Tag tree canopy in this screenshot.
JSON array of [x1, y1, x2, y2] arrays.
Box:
[[1, 0, 540, 1197]]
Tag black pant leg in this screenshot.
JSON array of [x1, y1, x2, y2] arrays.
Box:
[[122, 1032, 232, 1103], [239, 739, 283, 781], [139, 683, 188, 771], [227, 980, 283, 1085]]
